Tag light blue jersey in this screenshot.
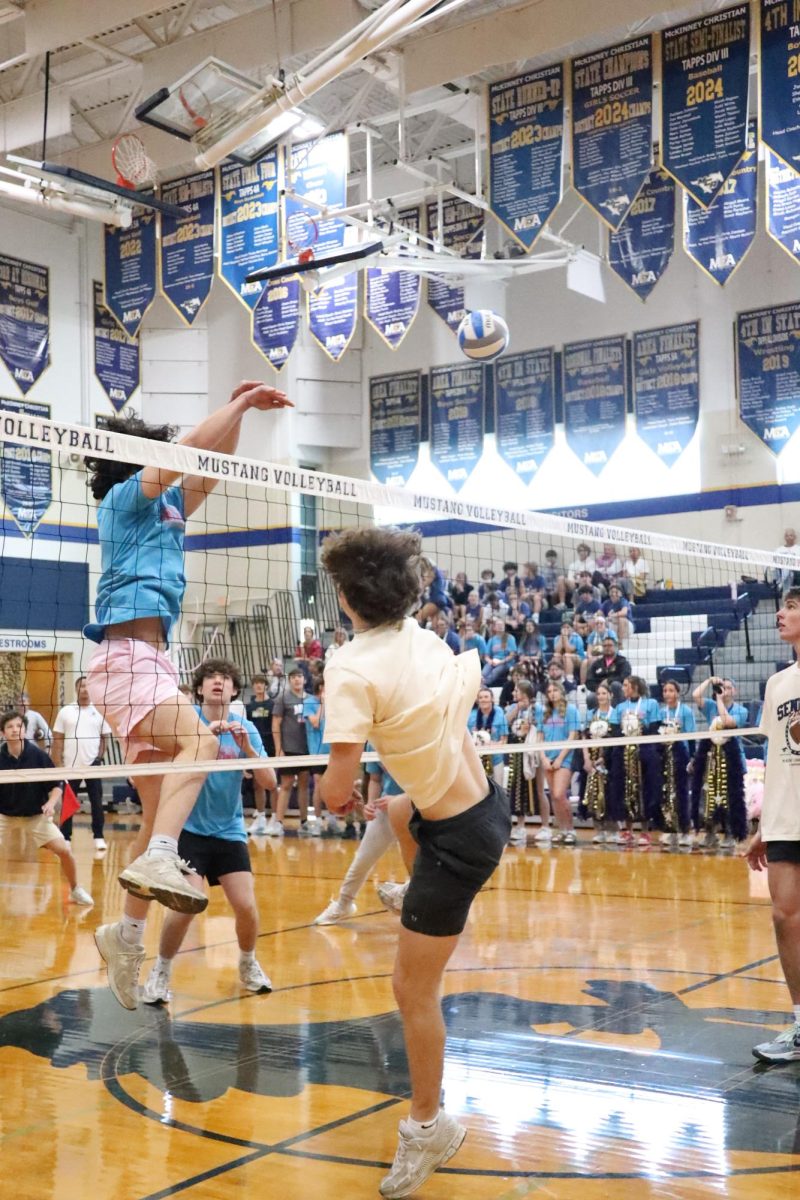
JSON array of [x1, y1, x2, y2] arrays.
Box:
[[303, 695, 330, 755], [468, 706, 509, 767], [183, 709, 266, 842], [365, 745, 404, 796], [534, 702, 581, 763]]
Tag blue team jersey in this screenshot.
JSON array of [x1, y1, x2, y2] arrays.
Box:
[[84, 472, 186, 643], [365, 745, 404, 796], [487, 634, 517, 659], [534, 702, 581, 762], [468, 706, 509, 766], [183, 709, 266, 842], [303, 695, 330, 755]]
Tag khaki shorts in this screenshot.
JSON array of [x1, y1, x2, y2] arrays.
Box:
[[0, 812, 64, 849]]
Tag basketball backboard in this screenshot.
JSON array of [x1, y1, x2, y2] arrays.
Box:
[[4, 156, 189, 221]]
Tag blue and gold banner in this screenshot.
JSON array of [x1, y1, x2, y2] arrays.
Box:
[[571, 37, 653, 229], [429, 362, 485, 491], [426, 198, 484, 333], [633, 322, 700, 466], [760, 0, 800, 170], [365, 207, 421, 349], [684, 122, 757, 285], [159, 169, 215, 325], [766, 146, 800, 266], [0, 397, 51, 536], [0, 256, 49, 395], [562, 335, 627, 476], [218, 150, 280, 311], [608, 168, 675, 299], [488, 64, 564, 250], [495, 348, 555, 484], [252, 279, 300, 373], [661, 5, 751, 206], [93, 281, 139, 412], [369, 370, 421, 485], [104, 211, 157, 338], [736, 301, 800, 453]]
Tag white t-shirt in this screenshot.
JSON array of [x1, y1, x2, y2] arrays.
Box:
[[53, 703, 111, 770], [759, 663, 800, 841], [568, 557, 596, 580], [324, 617, 480, 811]]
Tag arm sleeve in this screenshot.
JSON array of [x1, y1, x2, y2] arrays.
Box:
[[52, 710, 66, 734], [323, 665, 375, 744]]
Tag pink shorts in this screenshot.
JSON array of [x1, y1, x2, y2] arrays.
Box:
[[86, 639, 182, 761]]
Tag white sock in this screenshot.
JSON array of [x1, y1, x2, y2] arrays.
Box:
[[119, 915, 146, 945], [239, 949, 256, 965], [406, 1114, 439, 1137], [155, 955, 173, 976], [793, 1004, 800, 1026], [147, 835, 178, 858]]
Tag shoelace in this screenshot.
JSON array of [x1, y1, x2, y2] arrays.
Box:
[[775, 1025, 800, 1045]]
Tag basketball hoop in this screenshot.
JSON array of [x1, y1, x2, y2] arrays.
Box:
[[286, 211, 319, 262], [111, 133, 157, 189], [178, 81, 212, 130]]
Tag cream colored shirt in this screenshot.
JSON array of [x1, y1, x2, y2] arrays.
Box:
[[759, 663, 800, 842], [323, 618, 480, 811]]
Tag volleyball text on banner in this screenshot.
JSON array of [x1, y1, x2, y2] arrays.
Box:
[[766, 146, 800, 266], [159, 169, 215, 325], [759, 0, 800, 172], [608, 168, 675, 300], [633, 322, 700, 467], [0, 397, 51, 537], [365, 207, 421, 349], [252, 278, 300, 372], [488, 64, 564, 251], [369, 370, 421, 485], [0, 255, 50, 395], [736, 302, 800, 454], [571, 37, 653, 229], [93, 281, 139, 412], [426, 198, 484, 334], [218, 151, 280, 311], [104, 210, 157, 338], [562, 335, 627, 477], [494, 348, 556, 485], [429, 362, 485, 492], [684, 122, 757, 285], [661, 5, 751, 207]]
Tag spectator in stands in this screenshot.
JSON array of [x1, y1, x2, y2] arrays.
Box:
[[567, 543, 596, 592], [52, 676, 112, 851], [267, 658, 285, 699], [534, 681, 580, 845], [586, 612, 617, 650], [15, 693, 52, 750], [478, 567, 497, 599], [416, 557, 451, 626], [504, 586, 531, 639], [574, 585, 603, 619], [272, 667, 315, 836], [520, 561, 547, 616], [505, 678, 538, 845], [613, 675, 662, 847], [602, 583, 635, 643], [482, 588, 509, 627], [481, 616, 517, 687], [595, 544, 627, 594], [296, 624, 323, 662], [499, 561, 523, 593], [448, 571, 472, 614], [691, 676, 748, 850], [518, 618, 547, 664], [245, 674, 277, 836], [324, 626, 349, 663], [433, 611, 461, 655], [546, 655, 577, 696], [459, 616, 487, 662], [775, 527, 800, 594], [552, 621, 585, 678], [575, 569, 603, 604], [468, 685, 508, 787], [586, 636, 631, 699], [692, 675, 748, 731], [465, 590, 483, 624], [542, 549, 567, 608], [658, 679, 696, 849], [624, 546, 650, 598]]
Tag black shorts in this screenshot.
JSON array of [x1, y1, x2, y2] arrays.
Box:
[[276, 753, 311, 781], [402, 778, 511, 938], [178, 830, 251, 887], [766, 840, 800, 864]]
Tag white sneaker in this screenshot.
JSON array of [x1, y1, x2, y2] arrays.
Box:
[[314, 897, 358, 925], [142, 962, 172, 1005], [376, 881, 408, 914], [534, 826, 552, 843], [119, 852, 207, 914], [592, 831, 607, 844], [379, 1112, 467, 1199], [266, 816, 284, 837], [509, 824, 527, 845], [679, 831, 694, 848], [561, 830, 577, 846], [753, 1022, 800, 1063], [95, 922, 145, 1010], [69, 885, 93, 906], [309, 817, 322, 838], [248, 813, 269, 836], [93, 838, 107, 851], [239, 958, 273, 994]]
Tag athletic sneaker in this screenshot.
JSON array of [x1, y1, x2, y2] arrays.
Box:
[[592, 830, 607, 844], [95, 922, 145, 1010], [379, 1112, 467, 1199], [561, 830, 577, 846], [69, 885, 93, 905], [239, 959, 273, 994], [703, 831, 720, 852], [314, 897, 358, 925], [377, 881, 408, 914], [249, 812, 269, 836], [678, 831, 695, 848], [637, 832, 652, 848], [617, 829, 634, 847], [533, 826, 552, 844], [720, 835, 736, 851], [142, 962, 172, 1005], [310, 818, 322, 838], [752, 1023, 800, 1063], [119, 852, 208, 914], [265, 816, 284, 837], [93, 838, 107, 851], [508, 824, 527, 846]]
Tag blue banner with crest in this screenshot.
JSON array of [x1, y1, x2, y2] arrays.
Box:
[[494, 348, 555, 485], [760, 0, 800, 170], [93, 281, 139, 412], [426, 198, 484, 333], [0, 397, 51, 536], [365, 207, 421, 349], [252, 279, 300, 373], [0, 255, 49, 395], [608, 168, 675, 300], [736, 302, 800, 453], [766, 146, 800, 266], [562, 336, 627, 476], [684, 122, 757, 285], [218, 151, 280, 311], [159, 169, 215, 324], [633, 322, 700, 466], [429, 362, 485, 491], [369, 370, 421, 485], [104, 210, 157, 338]]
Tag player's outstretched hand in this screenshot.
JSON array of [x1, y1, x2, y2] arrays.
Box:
[[233, 381, 293, 411], [742, 829, 767, 872]]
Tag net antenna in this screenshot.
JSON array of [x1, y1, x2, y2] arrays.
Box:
[[111, 133, 157, 190]]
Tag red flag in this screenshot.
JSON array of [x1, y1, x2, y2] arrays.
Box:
[[59, 782, 80, 825]]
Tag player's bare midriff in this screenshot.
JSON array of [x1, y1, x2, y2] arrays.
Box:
[[103, 617, 167, 650], [417, 731, 490, 822]]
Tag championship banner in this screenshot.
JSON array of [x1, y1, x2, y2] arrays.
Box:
[[488, 64, 564, 250], [562, 335, 627, 476], [766, 146, 800, 266], [159, 169, 215, 325], [608, 168, 676, 299], [633, 322, 700, 466], [104, 211, 157, 338], [369, 370, 421, 485], [684, 122, 757, 285], [760, 0, 800, 171], [426, 198, 484, 333], [93, 281, 139, 412], [736, 302, 800, 453], [494, 348, 555, 484], [661, 5, 751, 207], [0, 255, 49, 395], [0, 397, 51, 536], [365, 207, 421, 349], [429, 362, 485, 491], [571, 37, 653, 229], [252, 279, 300, 373], [218, 150, 280, 311]]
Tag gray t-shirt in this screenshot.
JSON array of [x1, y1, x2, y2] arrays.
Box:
[[273, 687, 309, 755]]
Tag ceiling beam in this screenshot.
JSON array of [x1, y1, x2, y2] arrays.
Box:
[[23, 0, 172, 56]]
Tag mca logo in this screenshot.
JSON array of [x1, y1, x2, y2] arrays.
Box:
[[632, 270, 656, 287], [13, 368, 34, 382], [658, 440, 682, 456], [583, 450, 607, 465], [109, 388, 126, 402], [513, 214, 541, 232], [447, 467, 468, 481], [122, 308, 142, 324], [241, 281, 262, 296], [691, 171, 724, 196], [710, 254, 736, 272], [764, 425, 790, 441]]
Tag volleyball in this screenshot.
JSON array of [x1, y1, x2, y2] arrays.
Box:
[[456, 310, 510, 361]]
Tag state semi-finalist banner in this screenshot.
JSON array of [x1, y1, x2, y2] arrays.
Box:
[[632, 322, 700, 466], [608, 168, 676, 300], [494, 349, 556, 484], [0, 397, 51, 536], [684, 122, 757, 285], [766, 146, 800, 266], [736, 301, 800, 453], [760, 0, 800, 170], [93, 281, 139, 412], [426, 198, 484, 333], [0, 255, 49, 395], [562, 335, 627, 476], [571, 37, 653, 229], [104, 211, 157, 338], [218, 150, 280, 310], [661, 5, 751, 207], [159, 169, 215, 325], [365, 207, 421, 349], [429, 362, 485, 491], [369, 370, 421, 485], [488, 64, 564, 251]]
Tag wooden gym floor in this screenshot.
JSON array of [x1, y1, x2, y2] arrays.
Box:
[[1, 817, 799, 1200]]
